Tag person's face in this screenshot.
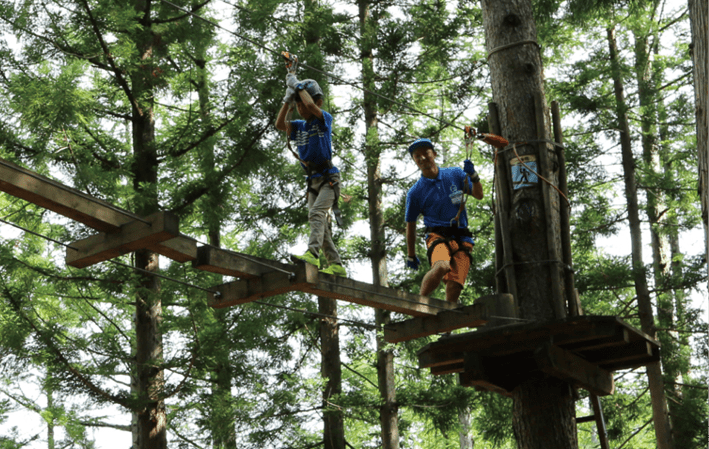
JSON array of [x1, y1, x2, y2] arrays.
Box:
[[412, 146, 437, 173]]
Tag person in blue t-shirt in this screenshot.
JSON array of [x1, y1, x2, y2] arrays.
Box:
[[275, 59, 345, 277], [404, 138, 484, 303]]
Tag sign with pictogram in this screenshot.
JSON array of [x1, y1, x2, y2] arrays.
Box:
[[510, 155, 538, 190]]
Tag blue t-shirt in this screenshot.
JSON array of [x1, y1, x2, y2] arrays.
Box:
[[289, 110, 339, 178], [405, 167, 474, 244]]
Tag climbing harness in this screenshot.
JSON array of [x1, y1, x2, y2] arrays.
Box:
[[426, 126, 480, 268]]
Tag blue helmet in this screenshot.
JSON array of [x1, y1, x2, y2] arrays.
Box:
[[407, 138, 434, 155]]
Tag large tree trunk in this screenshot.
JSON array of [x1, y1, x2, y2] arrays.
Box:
[[131, 2, 167, 447], [607, 26, 675, 449], [689, 0, 708, 268], [479, 1, 577, 447], [683, 6, 708, 433], [358, 1, 398, 447], [297, 0, 346, 445], [196, 35, 238, 449], [319, 297, 345, 449]]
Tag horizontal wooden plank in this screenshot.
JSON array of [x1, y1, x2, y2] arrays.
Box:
[[65, 212, 179, 268], [193, 245, 293, 279], [535, 342, 615, 396], [430, 362, 464, 375], [148, 236, 198, 262], [0, 158, 136, 233], [208, 259, 455, 317], [208, 263, 317, 309], [304, 274, 456, 317], [384, 302, 488, 343]]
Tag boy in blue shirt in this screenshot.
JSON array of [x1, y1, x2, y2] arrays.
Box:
[[405, 138, 484, 303], [275, 61, 345, 277]]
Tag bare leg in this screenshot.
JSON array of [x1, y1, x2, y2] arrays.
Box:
[[420, 260, 451, 297], [445, 281, 464, 304]]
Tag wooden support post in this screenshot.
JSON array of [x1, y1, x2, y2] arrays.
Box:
[[383, 301, 488, 343], [488, 103, 519, 306], [0, 158, 138, 233], [65, 212, 180, 268], [534, 93, 565, 319], [590, 394, 610, 449], [534, 342, 615, 396], [551, 101, 578, 317]]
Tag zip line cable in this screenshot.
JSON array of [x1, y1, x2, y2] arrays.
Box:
[[158, 0, 469, 133], [0, 218, 385, 331]]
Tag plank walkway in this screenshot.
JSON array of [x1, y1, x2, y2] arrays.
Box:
[[0, 157, 486, 320]]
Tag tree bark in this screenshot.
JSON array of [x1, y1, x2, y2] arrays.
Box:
[[607, 25, 675, 449], [359, 1, 399, 447], [319, 297, 345, 449], [131, 1, 166, 447], [689, 0, 709, 440], [479, 1, 576, 447], [689, 0, 708, 268]]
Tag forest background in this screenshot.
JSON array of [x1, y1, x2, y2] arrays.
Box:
[[0, 0, 706, 448]]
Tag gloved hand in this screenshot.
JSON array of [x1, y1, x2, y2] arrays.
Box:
[[406, 255, 420, 271], [286, 73, 300, 90], [296, 80, 312, 92], [283, 87, 296, 103], [464, 159, 480, 183], [283, 86, 296, 104], [463, 159, 476, 176]]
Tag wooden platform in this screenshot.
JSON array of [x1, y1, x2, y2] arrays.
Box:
[[417, 315, 660, 396]]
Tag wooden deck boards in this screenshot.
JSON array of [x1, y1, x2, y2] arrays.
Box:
[[418, 315, 659, 396]]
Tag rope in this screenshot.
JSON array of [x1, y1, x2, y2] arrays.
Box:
[[487, 40, 540, 59], [509, 143, 571, 208], [158, 0, 468, 133], [479, 135, 571, 211], [0, 159, 150, 225]]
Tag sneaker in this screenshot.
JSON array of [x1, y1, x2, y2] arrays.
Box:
[[320, 264, 347, 277], [292, 251, 320, 268]]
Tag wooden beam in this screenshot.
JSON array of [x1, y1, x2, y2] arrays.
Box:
[[208, 260, 456, 316], [384, 302, 488, 343], [65, 212, 179, 268], [459, 352, 513, 397], [302, 273, 456, 317], [0, 158, 136, 233], [148, 236, 198, 262], [193, 245, 293, 279], [534, 342, 614, 396], [209, 263, 317, 309]]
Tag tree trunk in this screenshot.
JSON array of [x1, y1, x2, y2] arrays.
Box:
[[190, 23, 239, 449], [458, 407, 474, 449], [296, 1, 346, 445], [684, 13, 708, 436], [607, 25, 675, 449], [689, 0, 708, 268], [479, 1, 576, 447], [358, 1, 398, 447], [319, 297, 345, 449], [131, 2, 166, 448]]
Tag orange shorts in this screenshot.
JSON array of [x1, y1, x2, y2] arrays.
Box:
[[426, 233, 473, 286]]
